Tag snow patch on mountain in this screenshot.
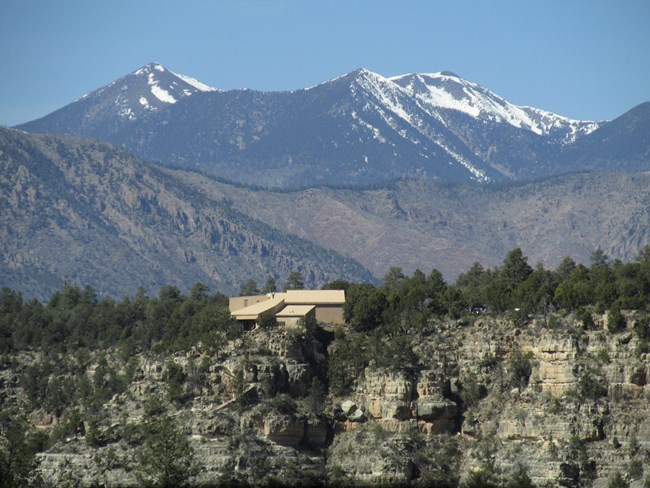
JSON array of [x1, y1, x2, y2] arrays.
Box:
[[134, 63, 166, 76], [352, 70, 421, 130], [392, 72, 547, 134], [436, 139, 490, 182], [351, 111, 387, 143], [150, 85, 177, 104], [87, 62, 218, 117], [172, 71, 217, 92], [117, 106, 135, 120], [519, 105, 600, 142], [391, 72, 601, 140], [342, 69, 491, 181]]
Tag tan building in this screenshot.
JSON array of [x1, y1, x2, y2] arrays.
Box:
[[229, 289, 345, 327], [275, 305, 316, 327]]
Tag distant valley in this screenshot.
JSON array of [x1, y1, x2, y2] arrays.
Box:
[[2, 126, 650, 300]]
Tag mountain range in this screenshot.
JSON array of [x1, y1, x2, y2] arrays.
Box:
[[3, 63, 650, 298], [17, 63, 649, 189]]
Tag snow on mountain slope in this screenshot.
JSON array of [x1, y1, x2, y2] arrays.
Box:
[[78, 62, 218, 120], [171, 71, 218, 93], [324, 69, 491, 182], [19, 63, 628, 188], [518, 105, 600, 142], [391, 71, 600, 142]]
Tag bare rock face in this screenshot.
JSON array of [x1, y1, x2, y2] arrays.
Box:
[[328, 425, 415, 485], [533, 333, 579, 397], [415, 370, 458, 432], [263, 416, 306, 447], [340, 400, 357, 415], [360, 369, 415, 422]]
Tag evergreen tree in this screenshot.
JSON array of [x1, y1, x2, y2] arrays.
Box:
[[606, 306, 626, 333], [501, 248, 533, 289], [0, 411, 44, 488], [239, 279, 259, 296], [261, 276, 277, 294], [284, 272, 305, 291], [590, 248, 609, 268], [556, 256, 577, 280], [136, 416, 199, 487], [344, 284, 386, 332], [190, 283, 210, 302]]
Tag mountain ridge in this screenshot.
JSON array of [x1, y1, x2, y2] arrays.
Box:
[[17, 63, 647, 189], [0, 127, 374, 300], [2, 125, 650, 299]]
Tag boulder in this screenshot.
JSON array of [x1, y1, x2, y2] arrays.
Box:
[[348, 408, 366, 422]]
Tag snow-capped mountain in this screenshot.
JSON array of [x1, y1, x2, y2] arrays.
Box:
[[300, 68, 496, 183], [17, 63, 647, 188], [118, 62, 217, 113], [390, 71, 599, 142], [21, 63, 217, 140]]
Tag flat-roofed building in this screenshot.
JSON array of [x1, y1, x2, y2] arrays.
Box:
[[229, 289, 345, 327], [275, 305, 316, 327]]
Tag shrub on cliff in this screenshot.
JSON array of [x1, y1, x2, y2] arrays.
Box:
[[0, 411, 45, 488], [327, 329, 367, 396], [344, 284, 386, 332], [506, 344, 534, 390], [136, 416, 199, 487], [257, 310, 277, 328], [607, 306, 626, 333]]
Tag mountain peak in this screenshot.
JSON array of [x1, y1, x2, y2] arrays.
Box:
[[111, 62, 217, 108], [18, 62, 219, 137], [324, 68, 385, 84], [130, 62, 217, 93], [133, 62, 168, 76], [351, 67, 378, 77]]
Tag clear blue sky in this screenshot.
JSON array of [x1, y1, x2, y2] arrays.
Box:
[[1, 0, 648, 126]]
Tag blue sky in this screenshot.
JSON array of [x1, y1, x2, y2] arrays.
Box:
[[1, 0, 648, 126]]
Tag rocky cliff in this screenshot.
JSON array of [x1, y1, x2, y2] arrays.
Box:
[[1, 310, 649, 487]]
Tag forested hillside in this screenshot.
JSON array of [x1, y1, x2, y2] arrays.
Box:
[[173, 169, 650, 280]]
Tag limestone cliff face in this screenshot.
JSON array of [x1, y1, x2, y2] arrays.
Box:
[[1, 313, 649, 486]]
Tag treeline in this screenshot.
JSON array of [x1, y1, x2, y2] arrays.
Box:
[[2, 246, 650, 356], [0, 283, 240, 355], [342, 246, 650, 331]]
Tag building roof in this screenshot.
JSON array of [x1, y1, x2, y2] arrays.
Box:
[[230, 296, 284, 320], [275, 305, 315, 318], [229, 289, 345, 321], [282, 289, 345, 305]]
